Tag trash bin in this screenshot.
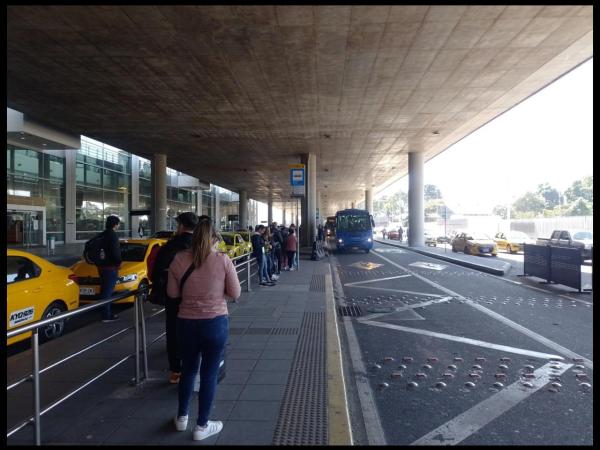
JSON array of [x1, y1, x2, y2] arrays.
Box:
[[47, 235, 56, 256]]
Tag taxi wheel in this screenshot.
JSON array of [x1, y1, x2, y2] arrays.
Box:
[[41, 302, 67, 342]]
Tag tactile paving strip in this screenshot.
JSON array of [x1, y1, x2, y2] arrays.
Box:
[[273, 312, 327, 445], [310, 274, 326, 292]]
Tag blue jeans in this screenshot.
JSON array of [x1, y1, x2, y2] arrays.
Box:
[[98, 267, 119, 320], [177, 315, 228, 426], [259, 255, 269, 282]]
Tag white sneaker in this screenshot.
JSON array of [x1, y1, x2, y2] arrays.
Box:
[[174, 415, 188, 431], [193, 421, 223, 441], [271, 274, 279, 280]]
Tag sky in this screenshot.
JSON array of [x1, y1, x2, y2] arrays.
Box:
[[376, 57, 593, 214]]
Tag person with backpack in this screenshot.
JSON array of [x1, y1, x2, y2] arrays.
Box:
[[84, 215, 122, 322], [149, 212, 200, 384], [251, 225, 274, 286], [168, 218, 241, 441]]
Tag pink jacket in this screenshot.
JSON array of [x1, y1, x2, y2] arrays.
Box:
[[167, 249, 241, 320], [286, 233, 298, 252]]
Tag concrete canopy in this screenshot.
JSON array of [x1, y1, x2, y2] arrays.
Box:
[[7, 5, 593, 216]]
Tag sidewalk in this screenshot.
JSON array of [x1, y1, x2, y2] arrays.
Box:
[[6, 254, 350, 445], [375, 238, 511, 276]]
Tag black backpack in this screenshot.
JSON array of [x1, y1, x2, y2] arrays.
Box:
[[149, 263, 195, 306], [83, 232, 108, 265]]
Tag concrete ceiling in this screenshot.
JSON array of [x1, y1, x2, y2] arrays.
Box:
[[7, 5, 593, 216]]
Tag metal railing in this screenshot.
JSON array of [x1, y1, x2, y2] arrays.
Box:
[[6, 251, 257, 445]]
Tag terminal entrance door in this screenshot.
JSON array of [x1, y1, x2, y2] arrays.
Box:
[[7, 208, 45, 248]]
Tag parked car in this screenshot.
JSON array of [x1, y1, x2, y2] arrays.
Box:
[[236, 231, 254, 253], [7, 249, 80, 345], [494, 231, 535, 254], [71, 238, 167, 305], [424, 232, 437, 247], [536, 229, 593, 261], [219, 232, 249, 259], [451, 232, 498, 256], [387, 230, 399, 240]]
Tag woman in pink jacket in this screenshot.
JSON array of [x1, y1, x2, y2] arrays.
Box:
[[285, 228, 298, 271], [168, 219, 241, 441]]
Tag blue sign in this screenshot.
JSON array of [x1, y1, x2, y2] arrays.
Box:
[[290, 168, 304, 186]]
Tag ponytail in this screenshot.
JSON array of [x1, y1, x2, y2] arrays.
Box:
[[191, 220, 220, 268]]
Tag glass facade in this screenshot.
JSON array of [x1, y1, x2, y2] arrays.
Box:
[[75, 136, 131, 240], [7, 135, 224, 246], [7, 145, 66, 242]]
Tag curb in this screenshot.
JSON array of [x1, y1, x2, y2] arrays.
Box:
[[374, 239, 510, 276], [324, 266, 353, 445]]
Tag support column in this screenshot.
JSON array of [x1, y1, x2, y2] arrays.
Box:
[[282, 205, 287, 226], [408, 151, 424, 247], [239, 190, 248, 230], [300, 153, 316, 245], [151, 153, 167, 233], [64, 151, 77, 243], [365, 189, 373, 214], [214, 187, 221, 230], [267, 199, 273, 225], [351, 201, 355, 209], [131, 155, 140, 238]]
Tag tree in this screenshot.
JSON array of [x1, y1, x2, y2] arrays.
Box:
[[513, 192, 545, 216], [564, 197, 592, 216], [564, 176, 593, 203], [536, 183, 560, 209], [424, 184, 442, 201]]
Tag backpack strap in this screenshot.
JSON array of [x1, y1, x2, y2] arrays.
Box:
[[179, 263, 195, 293]]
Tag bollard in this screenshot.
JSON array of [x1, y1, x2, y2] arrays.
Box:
[[47, 236, 55, 256]]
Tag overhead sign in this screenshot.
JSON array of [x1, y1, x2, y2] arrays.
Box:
[[289, 164, 305, 197]]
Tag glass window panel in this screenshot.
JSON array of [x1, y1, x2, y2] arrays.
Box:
[[139, 178, 152, 197], [85, 164, 102, 186], [47, 154, 64, 180], [103, 190, 129, 231], [139, 158, 151, 179], [7, 146, 13, 171], [76, 162, 85, 184], [76, 186, 104, 235], [13, 149, 40, 177]]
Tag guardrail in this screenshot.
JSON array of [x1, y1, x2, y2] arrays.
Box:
[[6, 251, 257, 445]]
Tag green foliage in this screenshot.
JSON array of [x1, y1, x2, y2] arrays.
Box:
[[424, 184, 442, 201], [536, 183, 561, 209], [564, 197, 592, 216], [564, 176, 593, 203], [513, 192, 546, 216]]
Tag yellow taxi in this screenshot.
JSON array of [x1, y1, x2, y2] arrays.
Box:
[[7, 249, 80, 345], [493, 231, 536, 254], [71, 238, 166, 305], [451, 232, 498, 256], [218, 232, 248, 259], [236, 231, 254, 253]]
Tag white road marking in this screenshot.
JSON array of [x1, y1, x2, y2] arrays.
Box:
[[359, 296, 453, 321], [559, 294, 593, 305], [409, 261, 447, 270], [370, 250, 594, 370], [359, 320, 565, 360], [343, 317, 387, 445], [346, 284, 445, 298], [344, 274, 411, 287], [411, 361, 573, 445]]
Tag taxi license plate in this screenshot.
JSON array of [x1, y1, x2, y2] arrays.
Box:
[[80, 287, 96, 296], [479, 247, 489, 252]]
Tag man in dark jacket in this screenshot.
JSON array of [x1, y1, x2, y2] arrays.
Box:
[[150, 212, 200, 384], [270, 222, 283, 276], [251, 225, 274, 286], [98, 215, 122, 322]]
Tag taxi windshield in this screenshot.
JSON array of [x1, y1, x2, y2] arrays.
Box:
[[120, 243, 148, 262], [221, 235, 234, 245]]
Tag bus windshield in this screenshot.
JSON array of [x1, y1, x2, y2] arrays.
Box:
[[337, 214, 372, 233]]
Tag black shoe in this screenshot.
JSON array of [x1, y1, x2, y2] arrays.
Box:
[[102, 314, 119, 323], [266, 281, 276, 286]]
